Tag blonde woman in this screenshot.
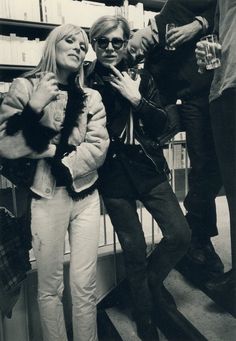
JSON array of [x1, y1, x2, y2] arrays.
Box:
[[0, 24, 109, 341]]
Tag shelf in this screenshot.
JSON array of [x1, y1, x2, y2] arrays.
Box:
[[0, 64, 34, 71], [0, 17, 57, 30], [0, 65, 34, 82], [0, 17, 90, 38], [87, 0, 124, 5], [0, 18, 59, 39], [0, 1, 168, 81], [129, 0, 166, 11]]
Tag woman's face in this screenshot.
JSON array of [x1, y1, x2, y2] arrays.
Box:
[[94, 27, 127, 67], [55, 32, 87, 76]]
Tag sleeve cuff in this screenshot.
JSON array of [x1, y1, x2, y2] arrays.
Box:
[[134, 97, 148, 113], [23, 122, 58, 153], [22, 103, 44, 121], [195, 16, 209, 34], [6, 103, 57, 153], [149, 18, 159, 44], [6, 103, 44, 135]]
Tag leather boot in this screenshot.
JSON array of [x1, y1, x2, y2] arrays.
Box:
[[206, 269, 236, 316], [203, 240, 224, 275], [152, 284, 177, 310], [148, 271, 177, 310], [206, 269, 235, 291]]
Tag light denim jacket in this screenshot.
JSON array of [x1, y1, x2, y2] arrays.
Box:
[[0, 77, 109, 198]]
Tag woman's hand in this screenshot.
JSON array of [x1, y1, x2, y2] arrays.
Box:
[[108, 65, 141, 107], [28, 72, 59, 113], [166, 21, 202, 48]]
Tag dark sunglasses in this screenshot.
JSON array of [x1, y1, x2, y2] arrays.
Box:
[[93, 37, 126, 50]]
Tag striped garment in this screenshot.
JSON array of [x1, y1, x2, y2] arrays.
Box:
[[119, 108, 140, 145]]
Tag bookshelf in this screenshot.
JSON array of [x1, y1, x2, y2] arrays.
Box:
[[0, 18, 58, 81], [0, 0, 163, 82], [0, 17, 57, 31], [129, 0, 166, 11]]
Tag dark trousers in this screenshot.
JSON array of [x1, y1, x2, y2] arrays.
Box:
[[103, 180, 191, 317], [210, 89, 236, 271], [181, 96, 222, 241]]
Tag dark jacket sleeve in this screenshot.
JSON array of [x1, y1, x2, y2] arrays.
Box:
[[6, 104, 57, 153], [133, 70, 167, 138], [196, 1, 217, 32]]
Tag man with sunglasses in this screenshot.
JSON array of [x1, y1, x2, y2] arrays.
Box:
[[92, 36, 125, 50], [86, 15, 191, 341], [127, 0, 224, 283]]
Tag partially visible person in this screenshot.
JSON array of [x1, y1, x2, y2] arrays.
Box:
[[127, 0, 224, 280], [195, 0, 236, 315], [0, 24, 109, 340], [86, 15, 191, 340]]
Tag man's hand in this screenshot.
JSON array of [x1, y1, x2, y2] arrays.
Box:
[[166, 20, 202, 48], [108, 65, 141, 107], [195, 41, 222, 73], [127, 26, 154, 64]]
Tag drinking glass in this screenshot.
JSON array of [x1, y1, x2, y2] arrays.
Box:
[[200, 34, 221, 70], [165, 23, 176, 51]]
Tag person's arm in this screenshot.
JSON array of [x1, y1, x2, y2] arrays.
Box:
[[60, 89, 109, 189], [0, 76, 58, 159], [127, 21, 158, 65], [133, 71, 168, 139], [159, 0, 217, 48], [166, 8, 216, 49], [197, 0, 217, 32], [166, 20, 203, 48]]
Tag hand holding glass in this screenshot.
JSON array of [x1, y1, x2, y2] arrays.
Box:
[[200, 34, 221, 70], [165, 23, 176, 51]]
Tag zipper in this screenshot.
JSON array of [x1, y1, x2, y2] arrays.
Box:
[[136, 133, 161, 173], [135, 120, 160, 172], [135, 122, 170, 176]]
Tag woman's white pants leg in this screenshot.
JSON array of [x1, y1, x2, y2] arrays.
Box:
[[31, 188, 100, 341]]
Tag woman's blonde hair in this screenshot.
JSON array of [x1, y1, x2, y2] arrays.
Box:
[[24, 24, 89, 85]]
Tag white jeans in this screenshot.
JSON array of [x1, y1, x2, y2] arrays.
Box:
[[31, 188, 100, 341]]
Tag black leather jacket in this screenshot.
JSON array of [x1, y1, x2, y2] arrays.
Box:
[[85, 60, 170, 174]]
